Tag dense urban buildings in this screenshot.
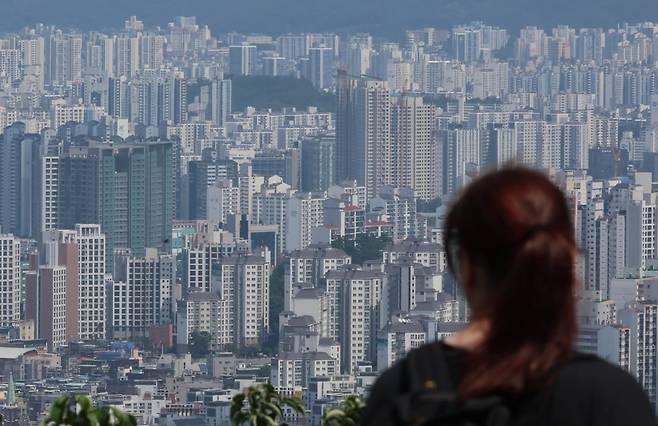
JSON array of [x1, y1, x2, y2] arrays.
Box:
[[1, 12, 658, 425]]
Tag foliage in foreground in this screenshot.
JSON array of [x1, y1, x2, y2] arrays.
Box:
[[41, 395, 136, 426], [321, 395, 365, 426], [230, 384, 304, 426]]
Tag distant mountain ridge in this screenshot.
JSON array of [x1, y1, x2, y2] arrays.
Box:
[[2, 0, 657, 37]]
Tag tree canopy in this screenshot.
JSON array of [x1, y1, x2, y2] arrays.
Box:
[[189, 330, 211, 359], [230, 76, 335, 112], [331, 235, 392, 265]]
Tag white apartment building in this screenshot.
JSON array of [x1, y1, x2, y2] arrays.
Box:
[[584, 197, 608, 300], [382, 240, 445, 274], [62, 224, 106, 340], [176, 291, 228, 350], [376, 320, 426, 371], [207, 179, 240, 227], [41, 153, 59, 233], [325, 269, 385, 373], [286, 244, 351, 310], [626, 192, 658, 271], [211, 255, 271, 347], [271, 352, 338, 388], [251, 178, 292, 253], [370, 186, 417, 241], [577, 325, 631, 373], [0, 235, 21, 326], [50, 100, 85, 128], [618, 303, 658, 411], [285, 192, 326, 253], [438, 127, 481, 197], [112, 249, 176, 339], [327, 181, 367, 209], [25, 263, 68, 351]]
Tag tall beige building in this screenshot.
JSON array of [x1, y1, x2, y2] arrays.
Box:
[[391, 94, 438, 200], [336, 72, 392, 200]]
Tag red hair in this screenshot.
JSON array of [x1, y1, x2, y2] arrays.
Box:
[[444, 167, 577, 399]]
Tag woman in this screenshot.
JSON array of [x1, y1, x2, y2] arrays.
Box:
[[363, 168, 655, 425]]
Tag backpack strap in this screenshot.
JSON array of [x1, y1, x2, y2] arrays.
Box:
[[394, 343, 460, 424], [407, 341, 454, 394]]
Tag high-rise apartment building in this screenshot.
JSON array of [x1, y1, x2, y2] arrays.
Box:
[[285, 192, 326, 253], [25, 229, 80, 349], [271, 352, 338, 388], [182, 238, 245, 293], [391, 94, 438, 200], [0, 123, 53, 239], [300, 135, 335, 193], [207, 179, 241, 227], [325, 269, 384, 373], [108, 76, 130, 118], [188, 158, 239, 220], [58, 139, 175, 270], [336, 73, 391, 201], [139, 34, 166, 71], [179, 253, 271, 350], [229, 45, 257, 76], [115, 35, 139, 78], [307, 46, 335, 90], [46, 32, 82, 86], [19, 36, 45, 90], [25, 265, 67, 350], [211, 78, 232, 127], [111, 249, 176, 339], [59, 225, 106, 341], [287, 245, 351, 310], [438, 127, 481, 197], [452, 28, 481, 63], [619, 303, 658, 411], [626, 192, 658, 271], [583, 198, 608, 300], [0, 235, 21, 327], [0, 123, 28, 236], [277, 34, 309, 60], [376, 320, 425, 371], [370, 187, 418, 241], [213, 254, 270, 347]]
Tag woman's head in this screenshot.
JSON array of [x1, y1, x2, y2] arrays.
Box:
[[444, 167, 578, 397]]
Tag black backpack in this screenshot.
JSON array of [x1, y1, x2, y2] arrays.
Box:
[[392, 343, 596, 426]]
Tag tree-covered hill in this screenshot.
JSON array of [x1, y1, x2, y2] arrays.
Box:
[[230, 76, 336, 113]]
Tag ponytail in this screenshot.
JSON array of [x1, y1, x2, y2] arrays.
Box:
[[445, 168, 577, 399]]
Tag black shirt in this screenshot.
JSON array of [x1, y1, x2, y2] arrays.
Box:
[[363, 341, 657, 425]]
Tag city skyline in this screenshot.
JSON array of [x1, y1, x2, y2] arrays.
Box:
[[0, 11, 658, 426]]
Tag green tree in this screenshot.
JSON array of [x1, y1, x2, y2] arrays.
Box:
[[321, 395, 365, 426], [230, 384, 304, 426], [41, 395, 136, 426], [189, 330, 211, 359], [230, 76, 335, 112], [331, 236, 391, 265], [266, 259, 288, 352]]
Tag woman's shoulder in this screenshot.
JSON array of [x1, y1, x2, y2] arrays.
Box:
[[556, 353, 640, 389], [550, 353, 655, 424], [369, 341, 464, 394]]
